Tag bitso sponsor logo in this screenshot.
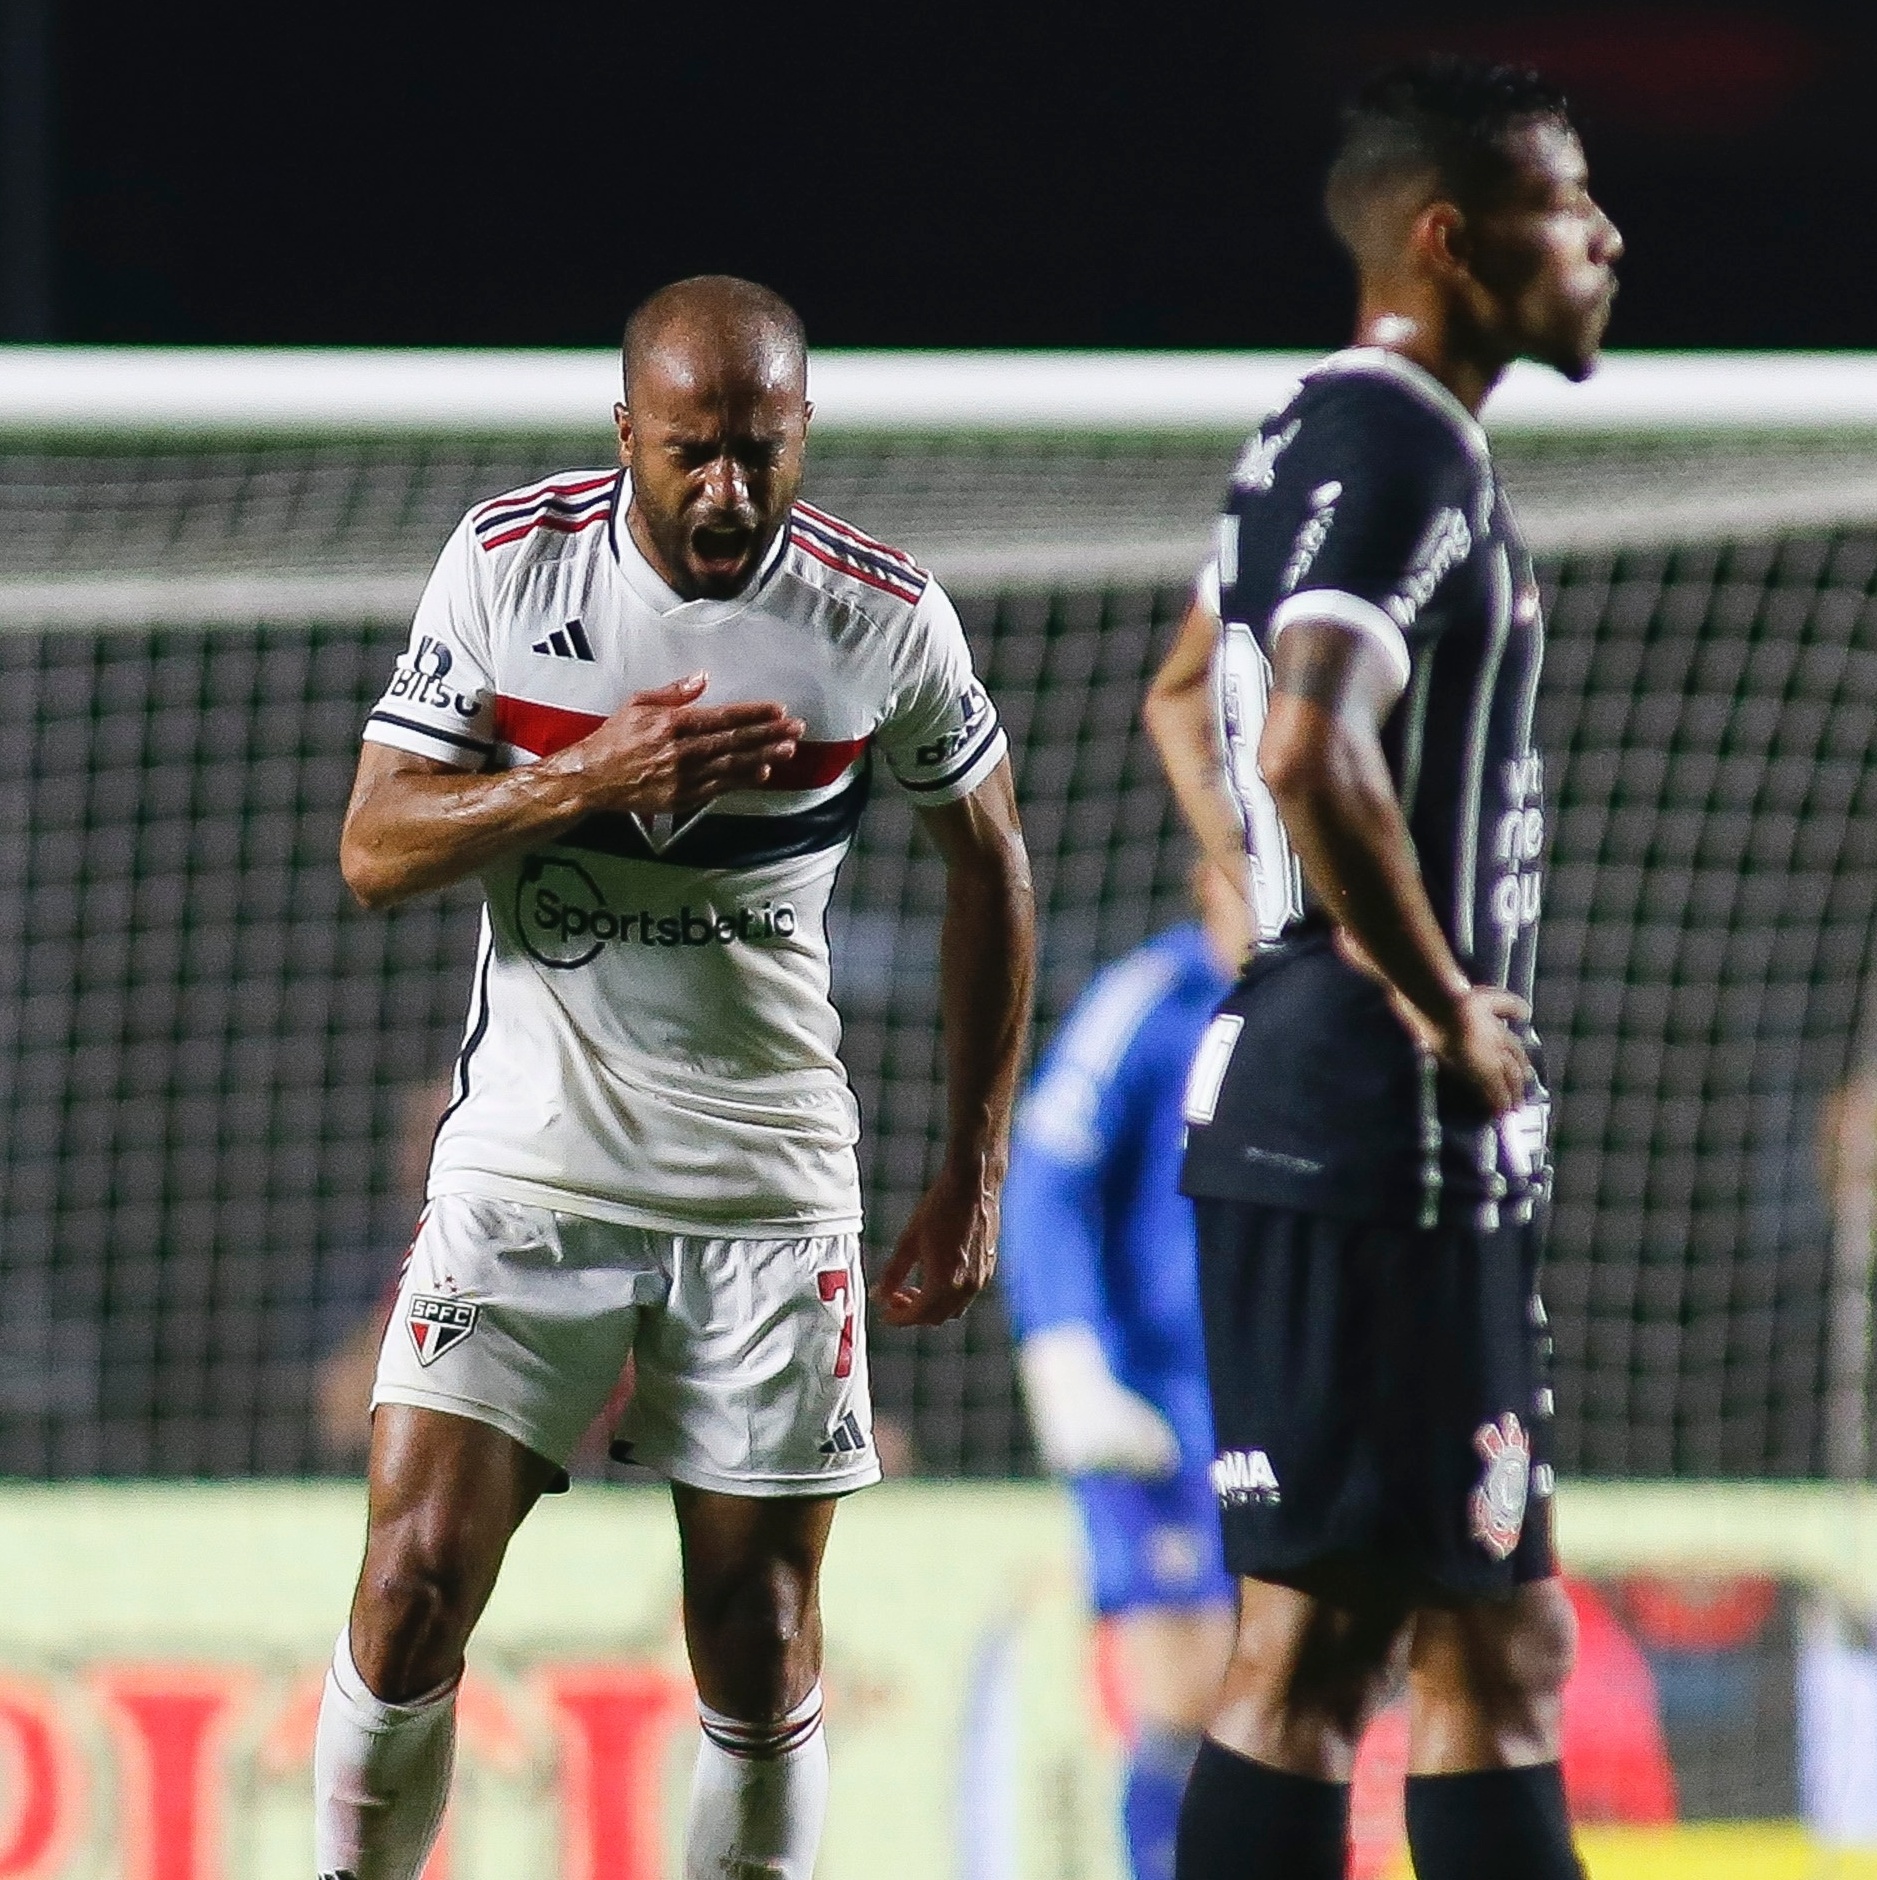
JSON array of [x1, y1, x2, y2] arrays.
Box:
[[1211, 1448, 1281, 1508], [1468, 1412, 1532, 1560], [914, 681, 992, 770], [517, 856, 797, 970], [407, 1295, 478, 1367], [385, 635, 482, 720]]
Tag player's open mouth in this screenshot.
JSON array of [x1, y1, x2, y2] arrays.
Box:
[[690, 523, 755, 575]]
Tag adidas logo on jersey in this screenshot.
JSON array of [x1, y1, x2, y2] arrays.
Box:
[[1211, 1448, 1281, 1507], [531, 618, 596, 661], [819, 1411, 867, 1456]]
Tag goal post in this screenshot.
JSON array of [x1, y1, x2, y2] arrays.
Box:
[[0, 347, 1873, 1489]]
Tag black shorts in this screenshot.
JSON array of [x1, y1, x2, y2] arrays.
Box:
[[1195, 1200, 1557, 1605]]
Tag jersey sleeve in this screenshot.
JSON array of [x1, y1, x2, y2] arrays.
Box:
[[1258, 398, 1480, 685], [874, 581, 1008, 804], [362, 517, 500, 769]]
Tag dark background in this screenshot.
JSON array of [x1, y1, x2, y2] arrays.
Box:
[[19, 0, 1877, 351]]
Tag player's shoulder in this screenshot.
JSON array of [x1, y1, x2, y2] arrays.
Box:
[[1297, 348, 1488, 472], [1051, 933, 1197, 1081], [781, 500, 936, 622], [462, 468, 623, 566]]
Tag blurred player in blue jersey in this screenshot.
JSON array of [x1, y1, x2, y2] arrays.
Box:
[[1002, 846, 1249, 1880]]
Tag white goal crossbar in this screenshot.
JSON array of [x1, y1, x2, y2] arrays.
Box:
[[5, 345, 1877, 436], [7, 348, 1877, 627]]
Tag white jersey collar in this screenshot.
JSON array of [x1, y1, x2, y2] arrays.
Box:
[[1310, 346, 1491, 467], [611, 475, 791, 623]]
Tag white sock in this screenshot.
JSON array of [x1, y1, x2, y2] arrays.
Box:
[[683, 1683, 829, 1880], [312, 1631, 457, 1880]]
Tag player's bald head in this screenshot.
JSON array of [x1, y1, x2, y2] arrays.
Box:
[[1326, 57, 1571, 274], [621, 275, 807, 412]]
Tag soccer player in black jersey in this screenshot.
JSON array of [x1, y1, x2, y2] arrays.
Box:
[[1145, 59, 1621, 1880]]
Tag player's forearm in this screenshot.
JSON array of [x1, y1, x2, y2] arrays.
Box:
[[1267, 720, 1470, 1028], [341, 758, 601, 907], [1144, 681, 1253, 907], [932, 803, 1036, 1181]]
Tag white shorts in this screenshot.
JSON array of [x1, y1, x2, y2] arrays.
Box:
[[372, 1193, 880, 1496]]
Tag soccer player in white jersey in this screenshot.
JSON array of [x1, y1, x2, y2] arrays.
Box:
[[312, 276, 1035, 1880]]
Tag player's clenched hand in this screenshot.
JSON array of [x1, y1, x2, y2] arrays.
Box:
[[873, 1159, 999, 1328], [564, 672, 803, 813]]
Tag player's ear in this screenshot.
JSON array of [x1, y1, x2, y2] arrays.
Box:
[[1412, 200, 1473, 283], [614, 401, 635, 470]]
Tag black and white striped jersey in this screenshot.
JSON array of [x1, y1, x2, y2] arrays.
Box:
[[1181, 348, 1549, 1229]]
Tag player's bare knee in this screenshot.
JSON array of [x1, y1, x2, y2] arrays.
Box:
[[1412, 1580, 1574, 1757], [687, 1555, 821, 1716], [353, 1522, 482, 1699], [1218, 1584, 1405, 1764], [1504, 1577, 1576, 1707]]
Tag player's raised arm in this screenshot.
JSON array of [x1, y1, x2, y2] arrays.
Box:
[[874, 756, 1036, 1327], [340, 676, 803, 908], [1260, 616, 1530, 1116], [1145, 573, 1255, 920]]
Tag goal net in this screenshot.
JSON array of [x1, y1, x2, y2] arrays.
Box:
[[1, 349, 1875, 1489]]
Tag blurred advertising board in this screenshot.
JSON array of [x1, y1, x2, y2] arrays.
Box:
[[0, 1482, 1121, 1880], [0, 1481, 1873, 1878]]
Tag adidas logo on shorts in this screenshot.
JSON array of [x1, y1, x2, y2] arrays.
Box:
[[1211, 1448, 1281, 1507], [819, 1411, 867, 1457]]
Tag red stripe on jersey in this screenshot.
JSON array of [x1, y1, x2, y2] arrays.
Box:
[[789, 530, 924, 604], [473, 471, 617, 523], [766, 736, 868, 789], [794, 500, 920, 571], [493, 695, 605, 756], [494, 693, 868, 791], [479, 510, 611, 551]]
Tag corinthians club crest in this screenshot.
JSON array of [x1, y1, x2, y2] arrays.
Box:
[[1468, 1412, 1531, 1561]]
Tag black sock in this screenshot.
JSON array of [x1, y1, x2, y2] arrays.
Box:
[[1174, 1737, 1348, 1880], [1404, 1763, 1582, 1880]]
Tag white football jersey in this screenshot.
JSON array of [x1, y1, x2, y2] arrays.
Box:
[[364, 471, 1007, 1235]]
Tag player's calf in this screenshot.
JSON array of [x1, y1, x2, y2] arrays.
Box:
[[1176, 1579, 1407, 1880], [1404, 1580, 1583, 1880], [673, 1486, 838, 1880]]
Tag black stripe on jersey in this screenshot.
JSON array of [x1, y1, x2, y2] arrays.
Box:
[[895, 715, 1003, 794], [367, 710, 494, 757], [437, 919, 497, 1135], [605, 470, 627, 559], [564, 616, 596, 660], [564, 767, 872, 869]]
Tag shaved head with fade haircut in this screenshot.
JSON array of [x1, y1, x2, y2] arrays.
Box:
[[1326, 57, 1571, 273], [621, 274, 807, 411]]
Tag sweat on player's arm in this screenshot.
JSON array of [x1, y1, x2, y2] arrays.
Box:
[[339, 674, 803, 908], [874, 757, 1035, 1327], [1258, 615, 1533, 1118]]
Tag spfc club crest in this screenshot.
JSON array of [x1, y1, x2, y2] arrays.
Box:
[[407, 1294, 479, 1367], [1468, 1412, 1531, 1561]]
